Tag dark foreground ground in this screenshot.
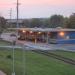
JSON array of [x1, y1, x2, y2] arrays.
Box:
[[0, 40, 75, 75], [0, 47, 75, 75]]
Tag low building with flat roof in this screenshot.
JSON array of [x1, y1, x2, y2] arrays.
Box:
[[13, 28, 75, 44]]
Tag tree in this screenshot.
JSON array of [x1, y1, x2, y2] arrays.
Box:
[[42, 19, 50, 28], [49, 15, 64, 28], [63, 17, 69, 28], [30, 18, 43, 28], [23, 19, 30, 27], [66, 13, 75, 28], [0, 16, 6, 38]]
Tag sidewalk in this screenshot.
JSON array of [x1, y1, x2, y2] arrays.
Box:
[[17, 40, 75, 51], [16, 40, 65, 50], [1, 33, 75, 51], [0, 71, 6, 75]]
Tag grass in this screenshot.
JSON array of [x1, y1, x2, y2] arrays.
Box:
[[0, 48, 23, 75], [0, 41, 75, 75], [0, 40, 11, 46], [0, 48, 75, 75], [26, 51, 75, 75], [49, 50, 75, 60]]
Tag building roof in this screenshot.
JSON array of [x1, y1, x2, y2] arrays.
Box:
[[8, 28, 75, 32], [7, 19, 23, 23]]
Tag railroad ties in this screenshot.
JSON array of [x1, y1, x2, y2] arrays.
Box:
[[32, 50, 75, 65]]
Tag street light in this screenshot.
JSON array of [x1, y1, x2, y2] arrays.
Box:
[[11, 35, 17, 75]]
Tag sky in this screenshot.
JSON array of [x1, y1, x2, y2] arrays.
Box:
[[0, 0, 75, 19]]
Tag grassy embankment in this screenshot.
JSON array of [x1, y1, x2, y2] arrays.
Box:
[[0, 40, 75, 75]]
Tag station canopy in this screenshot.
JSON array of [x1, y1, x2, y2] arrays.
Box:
[[8, 28, 75, 32]]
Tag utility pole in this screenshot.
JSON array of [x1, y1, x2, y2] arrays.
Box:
[[16, 0, 19, 28], [10, 8, 12, 28], [11, 0, 19, 75]]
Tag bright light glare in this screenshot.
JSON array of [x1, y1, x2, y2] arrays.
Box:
[[22, 30, 26, 33], [59, 32, 65, 36], [30, 31, 33, 34], [38, 32, 41, 34]]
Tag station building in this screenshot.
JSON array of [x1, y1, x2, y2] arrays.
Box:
[[16, 28, 75, 44]]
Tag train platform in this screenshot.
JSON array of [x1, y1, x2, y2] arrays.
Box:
[[17, 40, 75, 51], [1, 33, 75, 51]]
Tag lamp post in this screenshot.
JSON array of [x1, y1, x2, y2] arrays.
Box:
[[11, 0, 19, 75], [22, 45, 26, 75], [12, 41, 15, 75], [11, 35, 17, 75]]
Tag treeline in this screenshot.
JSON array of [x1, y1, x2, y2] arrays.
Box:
[[22, 13, 75, 28], [0, 13, 75, 30]]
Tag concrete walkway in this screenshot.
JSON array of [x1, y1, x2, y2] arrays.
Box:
[[17, 40, 75, 51], [0, 71, 6, 75], [0, 46, 22, 49], [1, 33, 75, 51]]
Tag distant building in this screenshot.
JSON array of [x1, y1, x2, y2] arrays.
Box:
[[6, 19, 24, 28], [6, 18, 48, 28], [17, 28, 75, 44]]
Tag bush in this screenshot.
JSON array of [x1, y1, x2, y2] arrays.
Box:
[[6, 55, 12, 59]]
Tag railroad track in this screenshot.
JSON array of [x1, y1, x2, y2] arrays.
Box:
[[32, 50, 75, 65]]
